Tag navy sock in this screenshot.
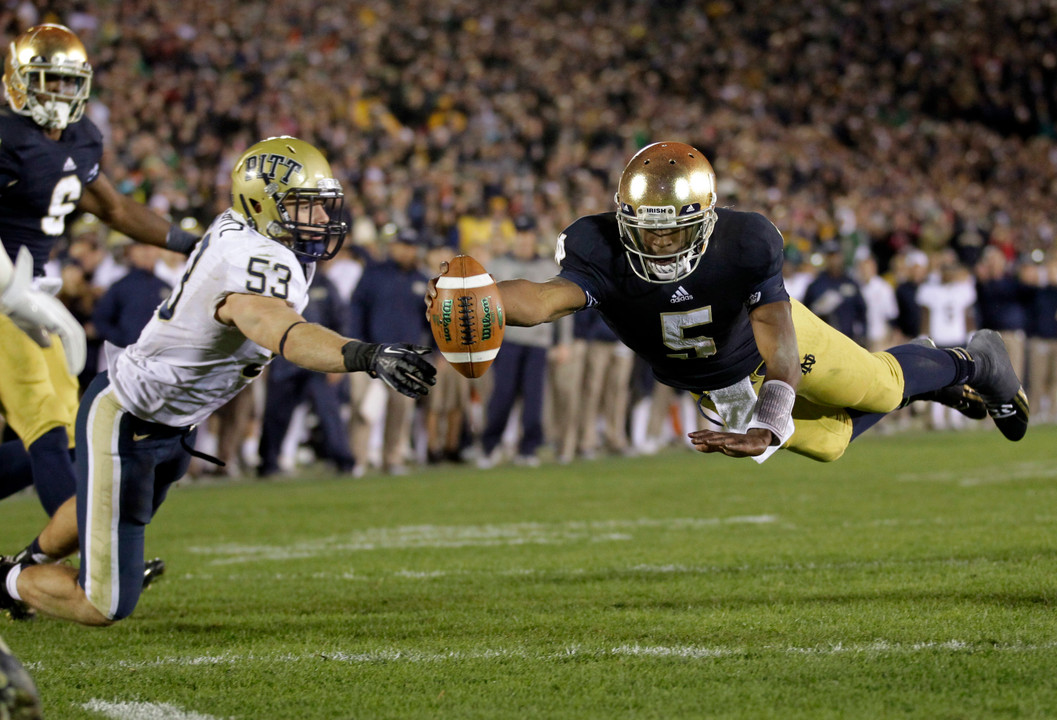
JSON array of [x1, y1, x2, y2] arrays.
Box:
[[0, 439, 33, 502], [887, 343, 971, 399], [27, 427, 77, 516], [849, 344, 972, 440]]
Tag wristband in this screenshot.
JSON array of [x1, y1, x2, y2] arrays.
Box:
[[278, 321, 308, 358], [341, 340, 376, 373], [746, 379, 796, 446], [165, 225, 199, 254]]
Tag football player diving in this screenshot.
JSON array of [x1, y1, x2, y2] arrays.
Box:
[[0, 136, 436, 626], [427, 141, 1028, 464], [0, 24, 201, 522]]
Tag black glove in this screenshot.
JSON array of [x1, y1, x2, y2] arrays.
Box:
[[342, 342, 437, 398]]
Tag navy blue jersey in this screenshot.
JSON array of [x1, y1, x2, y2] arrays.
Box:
[[557, 208, 788, 391], [0, 108, 103, 275]]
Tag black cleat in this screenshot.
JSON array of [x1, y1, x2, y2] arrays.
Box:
[[928, 384, 989, 421], [0, 562, 34, 622], [965, 330, 1030, 441], [142, 558, 166, 590], [0, 637, 42, 720], [906, 338, 988, 420]]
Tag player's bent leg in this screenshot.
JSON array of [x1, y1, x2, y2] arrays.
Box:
[[73, 376, 156, 623], [0, 440, 33, 503], [784, 397, 853, 462], [14, 563, 112, 626], [788, 300, 905, 413], [0, 322, 81, 515]]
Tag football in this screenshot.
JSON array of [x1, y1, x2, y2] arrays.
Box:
[[429, 255, 504, 378]]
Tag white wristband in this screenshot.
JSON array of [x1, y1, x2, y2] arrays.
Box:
[[746, 379, 796, 447]]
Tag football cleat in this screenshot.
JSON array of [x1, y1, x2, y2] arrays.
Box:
[[929, 384, 988, 421], [0, 562, 34, 622], [0, 637, 42, 720], [965, 330, 1030, 441], [142, 558, 166, 590]]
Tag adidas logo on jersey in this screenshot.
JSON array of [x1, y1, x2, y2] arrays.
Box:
[[670, 286, 694, 303], [63, 157, 77, 172]]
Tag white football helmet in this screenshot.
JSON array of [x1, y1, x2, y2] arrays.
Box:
[[614, 142, 718, 283]]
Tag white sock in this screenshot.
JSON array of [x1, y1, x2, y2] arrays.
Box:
[[5, 564, 23, 602]]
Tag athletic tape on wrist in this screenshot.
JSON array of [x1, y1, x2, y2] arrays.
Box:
[[746, 379, 796, 446]]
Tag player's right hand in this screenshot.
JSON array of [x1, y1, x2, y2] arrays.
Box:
[[0, 245, 87, 375], [367, 343, 437, 398]]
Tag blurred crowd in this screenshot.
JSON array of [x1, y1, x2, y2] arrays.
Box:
[[3, 0, 1057, 475]]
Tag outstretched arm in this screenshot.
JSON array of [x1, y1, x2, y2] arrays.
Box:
[[80, 173, 199, 253], [496, 277, 587, 326], [425, 263, 587, 327], [219, 292, 436, 397]]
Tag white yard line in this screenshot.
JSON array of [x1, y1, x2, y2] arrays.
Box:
[[186, 515, 778, 565], [173, 554, 999, 585], [83, 699, 226, 720], [57, 639, 1057, 675]]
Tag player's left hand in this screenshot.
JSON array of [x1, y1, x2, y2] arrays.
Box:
[[0, 245, 87, 375], [687, 427, 773, 458]]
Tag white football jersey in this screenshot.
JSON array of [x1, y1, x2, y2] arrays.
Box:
[[110, 209, 314, 427]]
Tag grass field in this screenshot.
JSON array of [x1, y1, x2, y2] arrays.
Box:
[[2, 423, 1057, 719]]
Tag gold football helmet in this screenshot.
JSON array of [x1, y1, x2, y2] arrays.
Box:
[[231, 136, 348, 261], [614, 142, 718, 283], [3, 24, 92, 130]]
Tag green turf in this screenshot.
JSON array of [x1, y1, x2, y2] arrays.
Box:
[[3, 424, 1057, 719]]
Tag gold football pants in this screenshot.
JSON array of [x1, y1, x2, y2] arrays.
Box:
[[699, 299, 905, 462], [0, 313, 79, 447]]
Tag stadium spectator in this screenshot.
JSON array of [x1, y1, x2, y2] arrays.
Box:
[[974, 246, 1030, 385], [855, 252, 899, 353], [422, 241, 472, 465], [476, 217, 557, 468], [916, 252, 978, 429], [91, 241, 171, 349], [803, 242, 867, 344], [258, 272, 356, 478], [349, 228, 432, 475], [574, 308, 635, 461], [1022, 253, 1057, 423], [892, 250, 930, 343]]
